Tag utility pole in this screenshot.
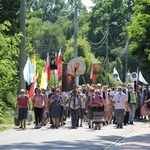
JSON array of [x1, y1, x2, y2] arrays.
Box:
[[105, 22, 118, 73], [106, 28, 109, 73], [74, 1, 78, 58], [19, 0, 26, 90]]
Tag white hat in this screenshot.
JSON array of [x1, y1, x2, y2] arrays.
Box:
[[97, 83, 101, 86], [20, 89, 25, 92], [95, 89, 100, 94]]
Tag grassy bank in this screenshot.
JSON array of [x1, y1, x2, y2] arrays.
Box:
[[0, 110, 15, 132]]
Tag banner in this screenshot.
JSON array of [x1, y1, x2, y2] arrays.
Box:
[[92, 63, 102, 75], [62, 63, 73, 92]]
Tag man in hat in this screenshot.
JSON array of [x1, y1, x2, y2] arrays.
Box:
[[16, 89, 30, 129]]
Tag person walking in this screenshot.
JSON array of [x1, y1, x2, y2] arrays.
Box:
[[112, 86, 128, 128], [16, 89, 30, 129], [91, 89, 104, 130], [87, 87, 95, 128], [69, 86, 81, 129], [128, 86, 138, 124], [78, 88, 86, 127], [103, 85, 110, 125], [32, 88, 44, 129], [135, 87, 144, 121], [49, 88, 63, 129]]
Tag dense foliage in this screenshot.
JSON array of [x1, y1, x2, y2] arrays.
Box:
[[127, 0, 150, 79]]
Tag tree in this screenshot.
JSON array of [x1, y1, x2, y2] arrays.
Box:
[[127, 0, 150, 78], [28, 0, 67, 22], [88, 0, 134, 61], [0, 21, 21, 107], [0, 0, 20, 35]]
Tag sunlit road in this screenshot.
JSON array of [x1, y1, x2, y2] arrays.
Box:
[[0, 120, 148, 150]]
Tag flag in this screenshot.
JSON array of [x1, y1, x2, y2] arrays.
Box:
[[28, 76, 39, 98], [90, 64, 96, 81], [139, 71, 148, 85], [40, 52, 51, 89], [113, 67, 122, 83], [56, 49, 62, 79], [23, 57, 34, 85], [54, 70, 59, 84], [31, 54, 36, 82], [45, 52, 51, 83], [40, 70, 48, 89]]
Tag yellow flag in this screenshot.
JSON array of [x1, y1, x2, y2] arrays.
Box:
[[32, 54, 36, 81], [40, 70, 47, 89]]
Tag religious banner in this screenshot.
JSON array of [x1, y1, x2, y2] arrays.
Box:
[[92, 63, 102, 75], [62, 63, 73, 92]]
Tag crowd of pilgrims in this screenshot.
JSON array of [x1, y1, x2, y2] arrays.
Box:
[[16, 83, 150, 130]]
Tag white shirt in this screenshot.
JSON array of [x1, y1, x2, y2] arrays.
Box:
[[80, 94, 86, 108], [112, 92, 127, 109], [70, 96, 80, 110]]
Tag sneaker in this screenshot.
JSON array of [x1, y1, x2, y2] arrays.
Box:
[[71, 126, 77, 129], [35, 125, 38, 129], [19, 126, 23, 129], [38, 124, 41, 128], [129, 122, 133, 125], [50, 125, 54, 128]]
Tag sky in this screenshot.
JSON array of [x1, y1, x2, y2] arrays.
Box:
[[81, 0, 95, 7]]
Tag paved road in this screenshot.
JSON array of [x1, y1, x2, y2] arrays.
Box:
[[0, 120, 150, 150]]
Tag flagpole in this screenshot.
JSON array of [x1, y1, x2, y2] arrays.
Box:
[[74, 1, 78, 58], [125, 40, 129, 83]]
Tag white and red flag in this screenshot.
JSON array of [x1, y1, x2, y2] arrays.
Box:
[[90, 63, 96, 81], [28, 75, 39, 98], [56, 49, 62, 79], [45, 52, 51, 83]]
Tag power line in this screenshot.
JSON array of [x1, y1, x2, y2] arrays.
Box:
[[91, 38, 106, 50], [48, 9, 74, 19], [88, 28, 109, 46]]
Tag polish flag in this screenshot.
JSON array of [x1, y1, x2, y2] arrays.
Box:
[[56, 49, 62, 79], [90, 64, 96, 81], [28, 76, 39, 98]]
